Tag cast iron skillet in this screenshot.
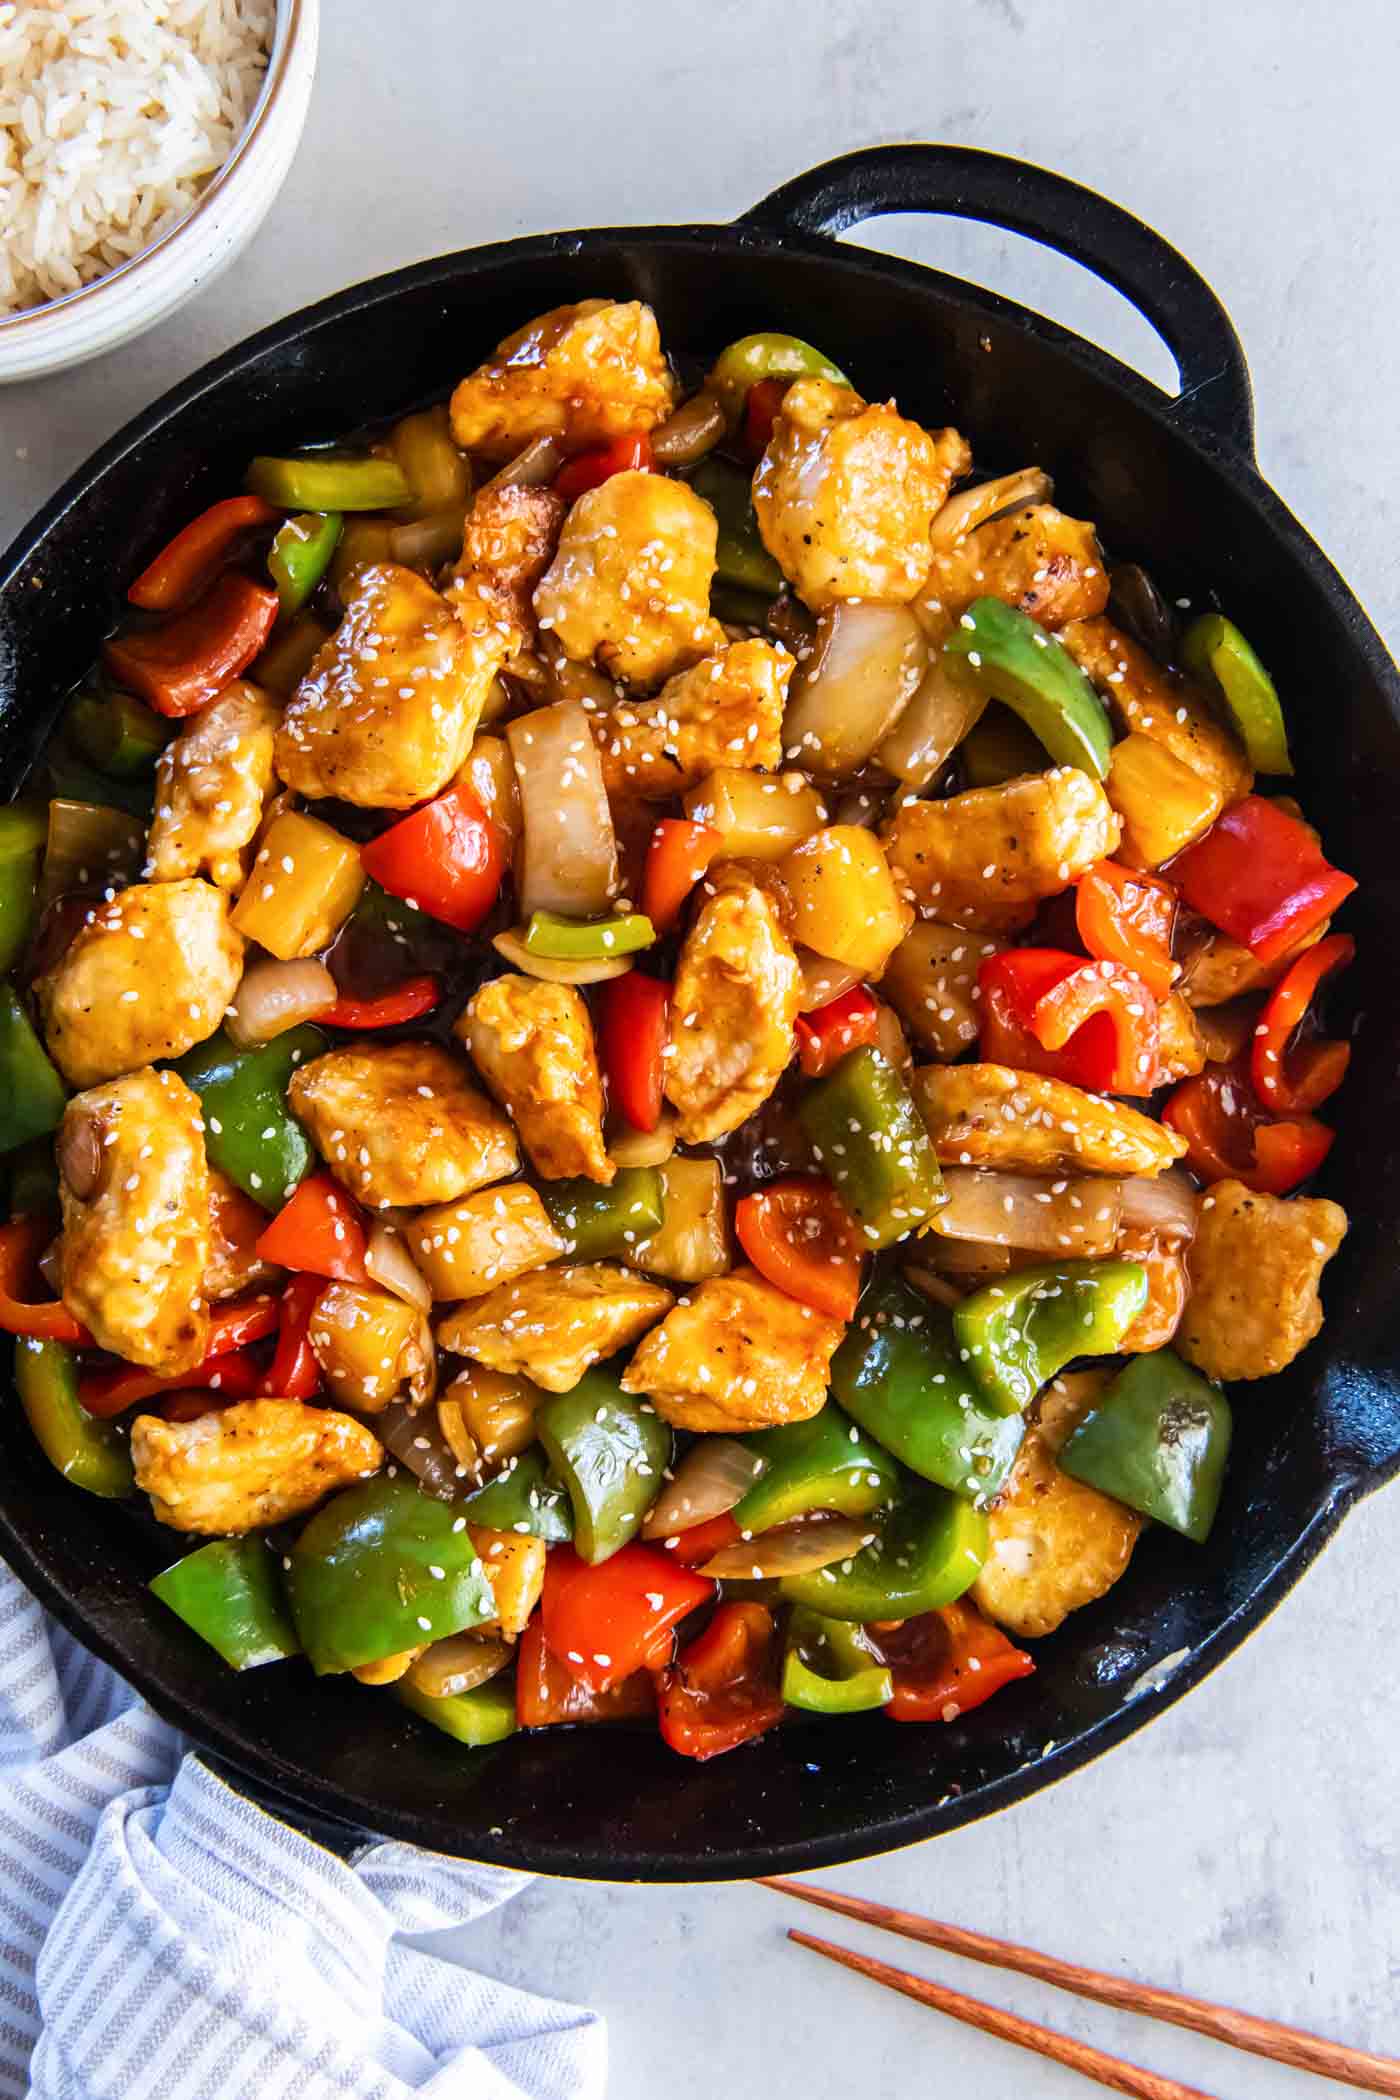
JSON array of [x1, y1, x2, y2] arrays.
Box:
[[3, 145, 1399, 1882]]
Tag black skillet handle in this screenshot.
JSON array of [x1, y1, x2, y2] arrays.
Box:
[[739, 144, 1256, 459]]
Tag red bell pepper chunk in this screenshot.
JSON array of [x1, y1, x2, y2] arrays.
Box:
[[871, 1601, 1035, 1723], [1161, 1064, 1334, 1196], [597, 972, 670, 1133], [254, 1173, 367, 1284], [659, 1512, 742, 1567], [640, 818, 722, 935], [103, 571, 280, 717], [794, 984, 880, 1079], [742, 377, 789, 461], [320, 975, 443, 1030], [1250, 933, 1354, 1115], [127, 496, 279, 612], [540, 1543, 714, 1695], [1075, 860, 1178, 1002], [554, 432, 653, 504], [259, 1273, 325, 1399], [359, 782, 506, 935], [1171, 796, 1356, 963], [79, 1337, 268, 1419], [734, 1175, 862, 1321], [516, 1618, 658, 1728], [657, 1602, 786, 1761], [979, 949, 1159, 1096], [0, 1218, 91, 1344]]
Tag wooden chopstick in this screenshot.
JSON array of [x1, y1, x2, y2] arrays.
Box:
[[764, 1877, 1400, 2098], [787, 1929, 1217, 2100]]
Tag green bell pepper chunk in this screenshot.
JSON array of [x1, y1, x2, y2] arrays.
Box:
[[64, 691, 170, 779], [457, 1446, 573, 1543], [708, 332, 850, 415], [797, 1046, 944, 1249], [0, 986, 67, 1157], [710, 581, 777, 629], [953, 1259, 1150, 1418], [396, 1675, 517, 1746], [150, 1537, 300, 1670], [287, 1471, 497, 1675], [7, 1138, 59, 1225], [521, 910, 655, 962], [0, 802, 46, 977], [536, 1367, 672, 1563], [539, 1167, 663, 1261], [176, 1024, 324, 1210], [1060, 1347, 1232, 1543], [14, 1337, 133, 1498], [1181, 612, 1292, 776], [246, 454, 411, 512], [690, 457, 784, 597], [782, 1607, 893, 1715], [268, 511, 344, 617], [944, 598, 1113, 781], [731, 1403, 899, 1532], [830, 1271, 1025, 1502], [781, 1474, 987, 1622], [44, 739, 155, 820]]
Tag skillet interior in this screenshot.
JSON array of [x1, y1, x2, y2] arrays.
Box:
[[3, 220, 1400, 1879]]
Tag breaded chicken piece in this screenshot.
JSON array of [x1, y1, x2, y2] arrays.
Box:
[[534, 470, 720, 689], [1177, 1180, 1347, 1381], [915, 505, 1109, 645], [449, 299, 676, 459], [58, 1067, 211, 1375], [438, 1265, 673, 1393], [445, 482, 565, 661], [972, 1371, 1143, 1639], [459, 975, 612, 1184], [275, 563, 502, 809], [753, 377, 970, 609], [1179, 920, 1328, 1008], [1154, 991, 1208, 1086], [619, 1266, 843, 1432], [289, 1040, 518, 1209], [593, 638, 791, 799], [204, 1168, 282, 1302], [664, 868, 802, 1143], [144, 681, 280, 891], [1116, 1225, 1189, 1353], [132, 1399, 381, 1534], [1061, 617, 1254, 806], [914, 1063, 1189, 1178], [38, 878, 242, 1089], [882, 767, 1119, 931], [879, 922, 1007, 1061]]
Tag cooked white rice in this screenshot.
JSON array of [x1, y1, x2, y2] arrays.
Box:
[[0, 0, 275, 318]]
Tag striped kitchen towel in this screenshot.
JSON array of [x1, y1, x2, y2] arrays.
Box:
[[0, 1558, 606, 2099]]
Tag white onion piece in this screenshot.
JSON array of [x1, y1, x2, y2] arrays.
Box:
[[902, 1262, 965, 1309], [930, 466, 1053, 550], [608, 1109, 678, 1170], [507, 699, 618, 918], [781, 602, 926, 778], [57, 1111, 100, 1202], [795, 948, 864, 1013], [926, 1239, 1014, 1279], [407, 1634, 512, 1699], [36, 1238, 63, 1295], [1119, 1166, 1199, 1245], [436, 1397, 480, 1474], [491, 928, 633, 984], [701, 1513, 872, 1579], [364, 1223, 432, 1311], [929, 1169, 1124, 1257], [650, 390, 727, 467], [225, 959, 336, 1048], [875, 656, 988, 785], [378, 1401, 463, 1501], [641, 1438, 764, 1540], [485, 435, 564, 491]]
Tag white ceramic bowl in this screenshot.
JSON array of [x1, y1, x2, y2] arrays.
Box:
[[0, 0, 318, 385]]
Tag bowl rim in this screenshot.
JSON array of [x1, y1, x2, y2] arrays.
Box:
[[0, 0, 306, 340]]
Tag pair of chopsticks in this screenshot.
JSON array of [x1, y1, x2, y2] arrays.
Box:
[[762, 1877, 1400, 2100]]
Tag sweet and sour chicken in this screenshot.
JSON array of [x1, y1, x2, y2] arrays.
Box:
[[5, 297, 1356, 1766]]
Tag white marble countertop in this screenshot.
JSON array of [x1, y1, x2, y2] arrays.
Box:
[[4, 3, 1398, 2093]]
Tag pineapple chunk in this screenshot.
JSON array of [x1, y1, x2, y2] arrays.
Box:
[[468, 1527, 547, 1638], [1106, 734, 1223, 870], [778, 825, 912, 976], [232, 810, 365, 959]]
